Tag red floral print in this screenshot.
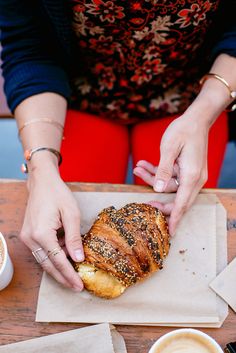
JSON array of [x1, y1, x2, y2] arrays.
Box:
[[86, 0, 125, 23], [131, 59, 166, 85], [89, 35, 118, 55], [70, 0, 220, 123], [176, 1, 212, 28], [93, 63, 116, 90]]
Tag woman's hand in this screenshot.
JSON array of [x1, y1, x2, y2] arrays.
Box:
[[20, 165, 84, 291], [133, 113, 210, 236]]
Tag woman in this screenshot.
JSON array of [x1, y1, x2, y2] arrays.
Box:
[[0, 0, 235, 292]]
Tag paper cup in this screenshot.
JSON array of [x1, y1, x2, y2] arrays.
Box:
[[148, 328, 224, 353], [0, 232, 14, 290]]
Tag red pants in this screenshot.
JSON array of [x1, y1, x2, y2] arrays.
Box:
[[60, 110, 228, 187]]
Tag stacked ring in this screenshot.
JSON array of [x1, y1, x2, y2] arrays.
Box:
[[32, 248, 48, 264], [47, 247, 62, 257]]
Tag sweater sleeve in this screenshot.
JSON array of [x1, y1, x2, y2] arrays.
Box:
[[211, 0, 236, 59], [0, 0, 71, 113]]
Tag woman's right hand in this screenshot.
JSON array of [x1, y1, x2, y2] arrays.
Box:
[[19, 161, 84, 291]]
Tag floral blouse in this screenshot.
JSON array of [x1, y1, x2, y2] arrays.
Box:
[[70, 0, 220, 123]]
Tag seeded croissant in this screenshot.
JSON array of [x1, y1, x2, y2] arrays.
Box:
[[74, 203, 170, 299]]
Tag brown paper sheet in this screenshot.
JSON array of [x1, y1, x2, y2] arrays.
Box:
[[210, 256, 236, 313], [0, 323, 126, 353], [36, 192, 228, 327], [154, 200, 228, 328]]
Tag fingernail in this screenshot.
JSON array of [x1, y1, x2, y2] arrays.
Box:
[[72, 285, 83, 292], [74, 249, 84, 262], [154, 180, 165, 192]]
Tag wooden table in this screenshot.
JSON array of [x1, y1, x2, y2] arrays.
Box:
[[0, 181, 236, 352]]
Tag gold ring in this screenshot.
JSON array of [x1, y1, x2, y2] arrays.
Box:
[[48, 247, 62, 257], [32, 248, 48, 264], [174, 178, 180, 187]]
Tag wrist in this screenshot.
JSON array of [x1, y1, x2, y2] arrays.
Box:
[[22, 146, 62, 173], [27, 165, 61, 193], [184, 81, 229, 128], [26, 153, 60, 186]]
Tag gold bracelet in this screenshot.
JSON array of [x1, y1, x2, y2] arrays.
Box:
[[21, 147, 62, 174], [199, 73, 236, 100], [18, 118, 64, 136]]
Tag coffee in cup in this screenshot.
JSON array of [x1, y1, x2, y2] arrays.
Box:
[[0, 232, 14, 290], [148, 329, 224, 353]]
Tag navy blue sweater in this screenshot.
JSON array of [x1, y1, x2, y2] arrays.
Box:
[[0, 0, 236, 113]]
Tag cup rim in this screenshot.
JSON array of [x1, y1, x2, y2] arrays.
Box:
[[0, 232, 8, 276], [148, 328, 223, 353]]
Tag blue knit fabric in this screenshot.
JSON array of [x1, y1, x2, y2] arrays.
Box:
[[0, 0, 235, 113]]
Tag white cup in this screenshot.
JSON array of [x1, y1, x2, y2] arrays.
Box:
[[0, 232, 14, 290], [148, 328, 224, 353]]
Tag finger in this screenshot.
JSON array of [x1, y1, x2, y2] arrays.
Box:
[[168, 179, 198, 236], [148, 201, 174, 217], [168, 142, 208, 235], [61, 243, 69, 256], [162, 177, 179, 193], [135, 160, 157, 175], [23, 236, 72, 289], [40, 256, 73, 289], [57, 230, 70, 255], [39, 234, 84, 291], [154, 146, 178, 193], [62, 208, 84, 263], [133, 166, 155, 186], [173, 162, 180, 178]]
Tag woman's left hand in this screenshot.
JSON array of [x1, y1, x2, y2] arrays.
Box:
[[133, 112, 210, 236]]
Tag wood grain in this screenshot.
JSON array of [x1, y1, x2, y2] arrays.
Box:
[[0, 181, 236, 352]]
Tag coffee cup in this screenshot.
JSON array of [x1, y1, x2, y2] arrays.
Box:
[[148, 328, 224, 353], [0, 232, 14, 290]]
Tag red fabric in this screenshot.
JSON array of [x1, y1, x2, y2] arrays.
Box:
[[60, 110, 129, 183], [60, 110, 228, 187]]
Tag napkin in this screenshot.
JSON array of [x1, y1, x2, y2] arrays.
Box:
[[0, 323, 127, 353], [210, 256, 236, 313], [36, 192, 228, 327]]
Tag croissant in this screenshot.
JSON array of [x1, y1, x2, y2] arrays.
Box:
[[74, 203, 170, 299]]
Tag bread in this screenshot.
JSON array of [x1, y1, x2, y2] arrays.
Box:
[[74, 203, 170, 299]]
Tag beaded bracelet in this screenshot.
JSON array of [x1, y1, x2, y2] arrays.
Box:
[[21, 147, 62, 174]]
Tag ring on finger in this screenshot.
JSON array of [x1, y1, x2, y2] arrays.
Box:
[[174, 177, 180, 187], [32, 247, 48, 264], [47, 247, 62, 257]]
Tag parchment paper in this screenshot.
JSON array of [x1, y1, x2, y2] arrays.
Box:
[[0, 323, 127, 353], [210, 256, 236, 313], [159, 200, 228, 328], [36, 192, 228, 327]]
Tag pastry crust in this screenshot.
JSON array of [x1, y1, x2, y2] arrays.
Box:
[[74, 203, 170, 299]]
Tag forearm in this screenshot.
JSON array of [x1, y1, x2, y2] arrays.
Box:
[[15, 92, 67, 176], [185, 53, 236, 126]]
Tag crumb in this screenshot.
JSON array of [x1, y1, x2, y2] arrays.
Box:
[[179, 249, 187, 254], [202, 247, 205, 250], [182, 258, 185, 262], [192, 272, 196, 275], [205, 275, 208, 278]]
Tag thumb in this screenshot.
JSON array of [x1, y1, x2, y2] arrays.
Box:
[[62, 209, 84, 263], [154, 150, 176, 193]]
